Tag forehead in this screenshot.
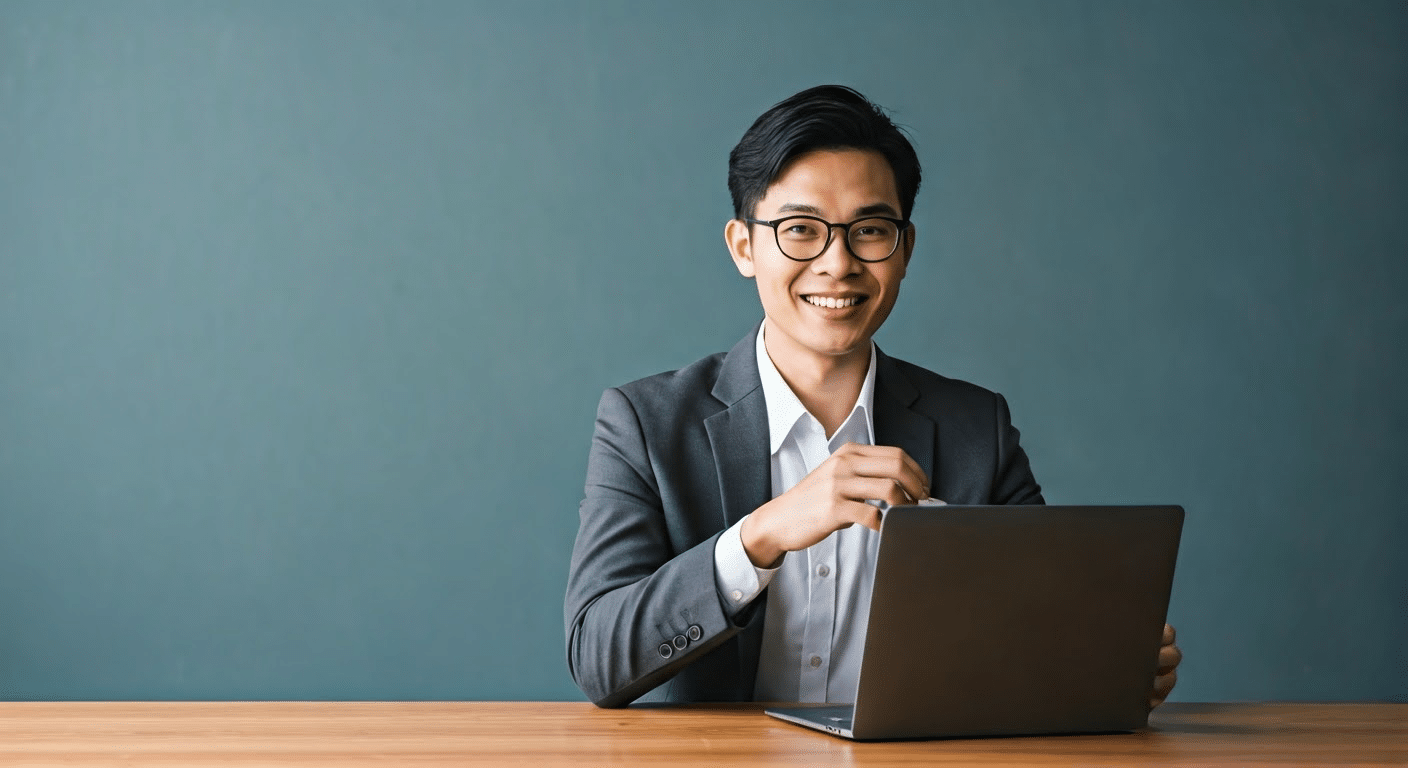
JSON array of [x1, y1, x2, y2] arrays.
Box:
[[758, 149, 900, 215]]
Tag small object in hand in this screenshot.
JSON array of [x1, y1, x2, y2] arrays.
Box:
[[870, 497, 947, 515]]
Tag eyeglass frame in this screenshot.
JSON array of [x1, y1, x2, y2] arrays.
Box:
[[742, 214, 913, 263]]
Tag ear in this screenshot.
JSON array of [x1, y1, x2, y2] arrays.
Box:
[[725, 219, 756, 278], [899, 222, 916, 269]]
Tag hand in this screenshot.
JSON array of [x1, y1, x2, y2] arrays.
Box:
[[740, 443, 928, 567], [1150, 623, 1182, 710]]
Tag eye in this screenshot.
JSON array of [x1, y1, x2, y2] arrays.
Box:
[[851, 219, 898, 241], [778, 218, 824, 240]]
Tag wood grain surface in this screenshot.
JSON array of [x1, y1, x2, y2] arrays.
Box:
[[0, 701, 1403, 766]]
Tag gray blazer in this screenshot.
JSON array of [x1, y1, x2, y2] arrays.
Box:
[[564, 325, 1043, 707]]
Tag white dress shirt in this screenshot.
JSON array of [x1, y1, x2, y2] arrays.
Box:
[[712, 321, 880, 703]]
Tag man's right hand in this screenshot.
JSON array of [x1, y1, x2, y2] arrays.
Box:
[[739, 443, 929, 568]]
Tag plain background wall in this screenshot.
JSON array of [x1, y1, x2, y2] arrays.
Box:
[[1, 0, 1404, 701]]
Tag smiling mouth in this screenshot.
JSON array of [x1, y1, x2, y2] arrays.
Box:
[[803, 295, 866, 309]]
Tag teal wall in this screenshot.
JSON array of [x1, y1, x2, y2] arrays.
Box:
[[1, 1, 1403, 701]]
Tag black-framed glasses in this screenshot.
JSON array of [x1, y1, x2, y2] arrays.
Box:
[[744, 215, 911, 262]]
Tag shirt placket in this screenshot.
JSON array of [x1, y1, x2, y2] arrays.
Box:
[[799, 530, 837, 701], [797, 418, 837, 702]]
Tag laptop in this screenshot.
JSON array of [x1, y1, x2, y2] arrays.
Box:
[[765, 504, 1183, 740]]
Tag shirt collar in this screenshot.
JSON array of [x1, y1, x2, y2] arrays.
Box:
[[755, 320, 877, 455]]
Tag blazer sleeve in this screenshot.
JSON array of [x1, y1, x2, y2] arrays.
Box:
[[563, 387, 748, 708]]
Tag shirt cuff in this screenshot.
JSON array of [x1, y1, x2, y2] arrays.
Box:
[[713, 516, 778, 615]]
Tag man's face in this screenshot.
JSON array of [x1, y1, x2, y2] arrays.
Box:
[[726, 148, 913, 372]]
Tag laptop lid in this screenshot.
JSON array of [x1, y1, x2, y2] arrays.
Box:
[[770, 504, 1183, 741]]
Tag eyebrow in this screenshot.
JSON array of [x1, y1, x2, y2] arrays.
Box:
[[855, 203, 901, 218], [775, 202, 901, 218]]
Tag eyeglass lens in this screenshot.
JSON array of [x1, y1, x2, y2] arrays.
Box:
[[774, 217, 901, 261]]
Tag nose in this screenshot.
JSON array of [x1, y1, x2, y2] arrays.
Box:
[[810, 225, 861, 276]]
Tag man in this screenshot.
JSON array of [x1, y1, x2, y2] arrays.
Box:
[[564, 85, 1181, 709]]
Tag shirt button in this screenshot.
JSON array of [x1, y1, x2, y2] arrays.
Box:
[[730, 590, 744, 602], [817, 564, 830, 578], [809, 655, 823, 668]]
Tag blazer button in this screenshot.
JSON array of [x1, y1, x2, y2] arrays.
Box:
[[672, 634, 688, 650], [658, 643, 673, 659], [687, 625, 702, 642]]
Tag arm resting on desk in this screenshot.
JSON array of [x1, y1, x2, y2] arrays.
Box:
[[564, 387, 756, 708]]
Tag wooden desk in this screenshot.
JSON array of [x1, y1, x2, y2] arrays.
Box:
[[0, 701, 1403, 766]]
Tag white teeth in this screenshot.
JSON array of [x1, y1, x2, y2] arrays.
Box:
[[804, 295, 860, 309]]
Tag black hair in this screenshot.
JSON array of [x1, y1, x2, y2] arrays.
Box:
[[727, 85, 922, 220]]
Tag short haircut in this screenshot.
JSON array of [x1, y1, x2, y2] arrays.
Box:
[[727, 85, 922, 221]]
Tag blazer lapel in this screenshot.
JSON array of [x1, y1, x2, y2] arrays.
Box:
[[873, 346, 938, 487], [704, 326, 771, 530]]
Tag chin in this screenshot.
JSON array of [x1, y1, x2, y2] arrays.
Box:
[[802, 330, 870, 358]]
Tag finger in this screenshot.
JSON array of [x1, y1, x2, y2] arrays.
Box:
[[844, 499, 885, 532], [847, 475, 921, 509], [848, 444, 930, 492], [1157, 643, 1182, 675], [1152, 669, 1177, 700], [1163, 623, 1176, 645], [835, 445, 930, 500]]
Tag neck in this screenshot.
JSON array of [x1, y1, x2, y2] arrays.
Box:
[[763, 331, 870, 437]]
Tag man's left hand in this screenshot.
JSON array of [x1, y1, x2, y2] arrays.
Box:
[[1150, 623, 1182, 710]]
